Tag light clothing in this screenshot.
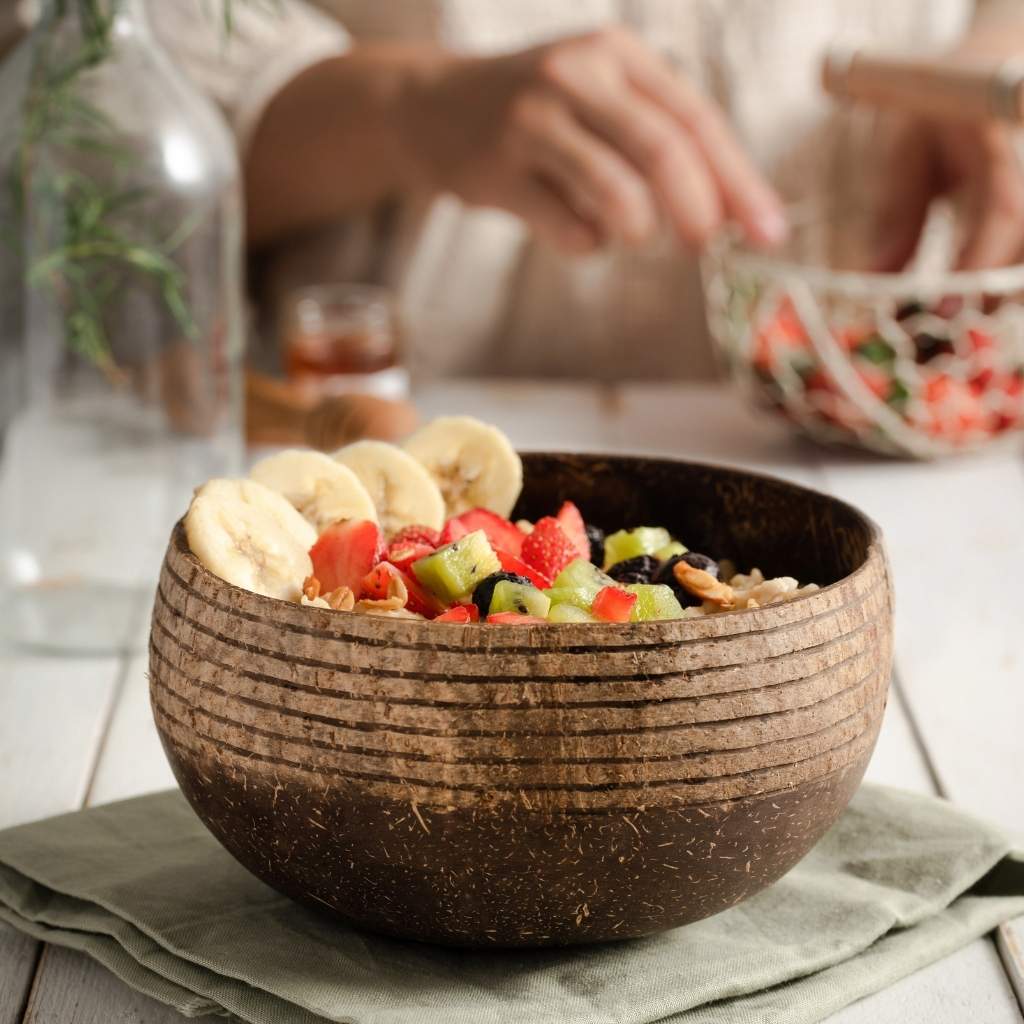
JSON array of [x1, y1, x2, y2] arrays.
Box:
[[147, 0, 981, 380]]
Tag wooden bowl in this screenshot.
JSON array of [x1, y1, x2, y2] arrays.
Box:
[[150, 453, 892, 948]]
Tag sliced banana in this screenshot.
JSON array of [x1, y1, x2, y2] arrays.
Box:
[[403, 416, 522, 518], [333, 440, 445, 537], [249, 449, 378, 533], [185, 478, 316, 601]]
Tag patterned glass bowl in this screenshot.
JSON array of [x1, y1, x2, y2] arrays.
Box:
[[701, 206, 1024, 458]]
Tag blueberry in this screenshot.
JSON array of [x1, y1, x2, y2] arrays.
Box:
[[656, 553, 720, 608], [472, 572, 532, 618], [607, 555, 659, 585], [585, 524, 605, 568], [913, 332, 955, 364]]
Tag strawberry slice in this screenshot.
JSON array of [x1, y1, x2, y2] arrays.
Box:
[[435, 604, 478, 623], [496, 549, 552, 590], [555, 500, 589, 561], [309, 520, 384, 594], [390, 524, 441, 548], [592, 585, 637, 623], [520, 517, 578, 579], [486, 611, 548, 625], [362, 560, 443, 618], [385, 541, 436, 574], [360, 562, 395, 601], [440, 508, 524, 556]]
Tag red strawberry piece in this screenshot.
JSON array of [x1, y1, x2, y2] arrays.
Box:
[[440, 508, 524, 556], [555, 501, 589, 561], [435, 605, 475, 623], [520, 517, 578, 579], [365, 561, 444, 618], [856, 366, 890, 400], [360, 562, 394, 601], [968, 328, 995, 353], [385, 541, 436, 574], [496, 549, 552, 590], [309, 520, 384, 594], [924, 374, 953, 405], [486, 611, 548, 625], [592, 585, 637, 623], [389, 524, 441, 548]]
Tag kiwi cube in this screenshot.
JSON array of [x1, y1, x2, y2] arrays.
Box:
[[548, 603, 597, 623], [654, 540, 688, 562], [550, 558, 615, 607], [603, 527, 672, 569], [412, 529, 501, 603], [489, 580, 551, 618], [543, 586, 594, 611], [627, 583, 686, 621]]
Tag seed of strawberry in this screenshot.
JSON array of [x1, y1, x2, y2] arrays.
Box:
[[521, 517, 579, 579], [555, 501, 590, 561], [389, 524, 441, 548]]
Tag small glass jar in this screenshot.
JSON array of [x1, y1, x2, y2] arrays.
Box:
[[0, 0, 244, 654], [281, 284, 409, 400]]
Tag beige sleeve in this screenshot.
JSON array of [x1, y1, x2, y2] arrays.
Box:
[[149, 1, 350, 152]]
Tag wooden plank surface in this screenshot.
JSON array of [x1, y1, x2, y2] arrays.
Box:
[[6, 381, 1023, 1023], [0, 925, 39, 1024], [21, 946, 184, 1024], [0, 651, 127, 1023]]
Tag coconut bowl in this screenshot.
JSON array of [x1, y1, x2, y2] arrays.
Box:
[[149, 453, 892, 948]]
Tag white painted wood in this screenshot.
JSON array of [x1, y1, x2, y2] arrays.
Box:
[[814, 448, 1024, 836], [0, 652, 123, 830], [86, 656, 176, 807], [998, 920, 1024, 1013], [11, 381, 1023, 1023], [830, 936, 1023, 1024], [0, 924, 38, 1024], [21, 946, 184, 1024]]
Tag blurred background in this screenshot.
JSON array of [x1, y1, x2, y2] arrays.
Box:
[[1, 0, 1023, 654]]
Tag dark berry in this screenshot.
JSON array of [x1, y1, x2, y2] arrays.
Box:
[[656, 553, 720, 608], [913, 332, 955, 364], [585, 524, 605, 568], [895, 301, 924, 322], [607, 555, 659, 585], [472, 572, 531, 618]]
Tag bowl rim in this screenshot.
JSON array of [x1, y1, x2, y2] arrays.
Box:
[[168, 452, 887, 640], [707, 202, 1024, 298]]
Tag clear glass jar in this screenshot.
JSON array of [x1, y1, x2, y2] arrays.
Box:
[[281, 283, 409, 401], [0, 0, 244, 654]]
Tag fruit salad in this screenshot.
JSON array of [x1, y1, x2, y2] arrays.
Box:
[[184, 416, 817, 624]]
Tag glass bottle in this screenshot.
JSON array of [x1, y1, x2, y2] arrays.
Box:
[[0, 0, 244, 654]]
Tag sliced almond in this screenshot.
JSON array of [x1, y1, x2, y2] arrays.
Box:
[[673, 560, 735, 609], [325, 586, 356, 611], [354, 572, 409, 613]]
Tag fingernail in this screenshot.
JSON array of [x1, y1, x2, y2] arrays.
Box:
[[754, 206, 789, 246]]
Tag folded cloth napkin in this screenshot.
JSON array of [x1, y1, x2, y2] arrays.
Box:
[[0, 785, 1022, 1024]]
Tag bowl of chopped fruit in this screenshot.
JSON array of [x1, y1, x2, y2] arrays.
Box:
[[702, 203, 1024, 457], [151, 416, 893, 948]]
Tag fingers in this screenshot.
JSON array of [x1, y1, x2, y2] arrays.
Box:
[[608, 28, 788, 246], [872, 119, 936, 272], [513, 93, 658, 244], [501, 175, 604, 255], [957, 132, 1024, 270], [549, 71, 723, 246]]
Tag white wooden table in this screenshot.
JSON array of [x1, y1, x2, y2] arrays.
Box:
[[2, 379, 1023, 1023]]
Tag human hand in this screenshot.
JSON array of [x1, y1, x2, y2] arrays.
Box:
[[875, 115, 1024, 271], [397, 26, 787, 255]]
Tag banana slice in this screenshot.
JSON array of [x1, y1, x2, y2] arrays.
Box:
[[250, 449, 378, 533], [185, 478, 316, 600], [403, 416, 522, 518], [333, 440, 445, 537]]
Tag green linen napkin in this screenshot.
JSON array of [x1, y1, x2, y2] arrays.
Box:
[[0, 785, 1022, 1024]]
